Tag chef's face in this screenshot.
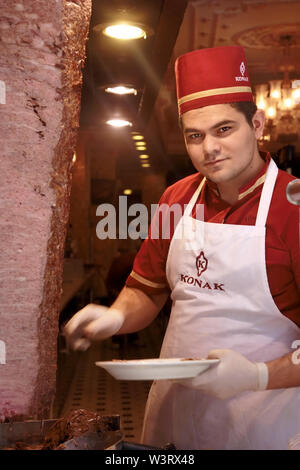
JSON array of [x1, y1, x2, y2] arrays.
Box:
[[181, 104, 265, 186]]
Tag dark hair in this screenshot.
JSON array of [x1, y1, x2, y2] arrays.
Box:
[[178, 100, 258, 129], [229, 101, 257, 127]]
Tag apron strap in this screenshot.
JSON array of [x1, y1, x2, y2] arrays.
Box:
[[255, 158, 278, 227], [184, 158, 278, 228], [184, 177, 206, 218]]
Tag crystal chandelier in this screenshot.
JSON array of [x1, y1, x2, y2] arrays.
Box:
[[254, 35, 300, 143]]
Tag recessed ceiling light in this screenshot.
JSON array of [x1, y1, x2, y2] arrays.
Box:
[[106, 119, 132, 127], [139, 154, 149, 159], [136, 146, 147, 151], [132, 135, 144, 140], [123, 189, 132, 195], [142, 163, 150, 167], [102, 23, 147, 40], [105, 85, 137, 95], [135, 141, 146, 146]]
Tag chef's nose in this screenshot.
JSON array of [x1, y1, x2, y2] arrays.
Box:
[[202, 135, 221, 158]]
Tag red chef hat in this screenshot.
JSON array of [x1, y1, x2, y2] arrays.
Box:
[[175, 46, 253, 115]]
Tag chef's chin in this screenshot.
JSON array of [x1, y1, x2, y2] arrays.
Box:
[[203, 167, 231, 184]]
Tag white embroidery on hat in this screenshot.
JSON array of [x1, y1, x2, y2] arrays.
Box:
[[240, 61, 245, 76], [235, 61, 249, 82]]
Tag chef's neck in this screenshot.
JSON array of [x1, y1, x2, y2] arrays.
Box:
[[216, 152, 265, 206]]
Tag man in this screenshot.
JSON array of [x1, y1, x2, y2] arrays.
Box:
[[64, 46, 300, 450]]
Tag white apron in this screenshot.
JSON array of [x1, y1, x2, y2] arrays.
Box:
[[141, 159, 300, 450]]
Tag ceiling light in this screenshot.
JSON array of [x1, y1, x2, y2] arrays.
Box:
[[139, 154, 149, 159], [136, 146, 147, 151], [266, 106, 276, 118], [293, 88, 300, 100], [271, 89, 280, 99], [105, 85, 137, 95], [284, 98, 293, 109], [257, 99, 266, 110], [123, 189, 132, 195], [135, 141, 146, 146], [132, 135, 144, 140], [102, 23, 147, 40], [142, 163, 150, 168], [106, 119, 132, 128]]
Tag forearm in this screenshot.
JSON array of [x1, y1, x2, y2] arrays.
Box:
[[111, 286, 168, 335], [266, 348, 300, 389], [64, 286, 169, 349]]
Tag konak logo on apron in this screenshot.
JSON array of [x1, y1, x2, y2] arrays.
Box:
[[141, 158, 300, 450]]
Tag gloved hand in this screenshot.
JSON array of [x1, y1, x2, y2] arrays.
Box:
[[63, 304, 124, 351], [175, 349, 269, 400]]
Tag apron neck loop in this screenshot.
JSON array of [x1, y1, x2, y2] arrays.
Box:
[[183, 159, 278, 229], [184, 177, 206, 218], [255, 158, 278, 227]]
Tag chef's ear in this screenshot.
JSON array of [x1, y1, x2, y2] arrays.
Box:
[[252, 109, 265, 140]]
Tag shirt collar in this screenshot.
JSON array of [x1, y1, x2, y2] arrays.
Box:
[[205, 152, 271, 201]]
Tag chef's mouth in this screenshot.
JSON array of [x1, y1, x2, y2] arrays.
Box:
[[205, 158, 227, 167]]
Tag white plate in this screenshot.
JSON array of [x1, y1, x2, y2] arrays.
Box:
[[95, 358, 219, 381]]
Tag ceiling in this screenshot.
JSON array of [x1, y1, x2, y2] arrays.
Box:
[[79, 0, 300, 194], [79, 0, 188, 189]]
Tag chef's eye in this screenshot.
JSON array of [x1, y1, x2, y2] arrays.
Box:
[[187, 133, 203, 141], [218, 126, 231, 134]]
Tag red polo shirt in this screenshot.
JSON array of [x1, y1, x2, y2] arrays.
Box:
[[126, 154, 300, 327]]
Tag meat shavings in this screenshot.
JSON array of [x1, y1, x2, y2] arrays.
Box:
[[2, 409, 119, 450], [42, 409, 115, 449]]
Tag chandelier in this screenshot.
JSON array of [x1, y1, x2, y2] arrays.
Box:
[[254, 35, 300, 143]]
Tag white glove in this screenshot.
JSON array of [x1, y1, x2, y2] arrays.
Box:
[[63, 304, 124, 351], [176, 349, 269, 400]]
